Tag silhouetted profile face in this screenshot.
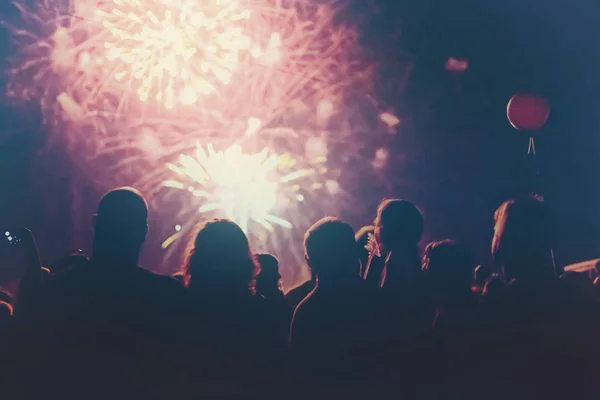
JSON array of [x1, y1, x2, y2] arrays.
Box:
[[492, 195, 554, 281], [93, 187, 148, 260], [256, 253, 282, 294], [185, 219, 257, 292], [304, 217, 359, 281], [374, 199, 423, 251]]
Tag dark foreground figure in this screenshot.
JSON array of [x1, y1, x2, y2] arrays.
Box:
[[0, 191, 599, 399]]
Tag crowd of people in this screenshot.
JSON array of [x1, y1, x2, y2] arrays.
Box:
[[0, 187, 599, 399]]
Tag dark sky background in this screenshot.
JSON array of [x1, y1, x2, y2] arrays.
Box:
[[1, 0, 599, 281]]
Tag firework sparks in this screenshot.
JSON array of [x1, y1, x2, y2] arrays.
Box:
[[379, 112, 400, 128], [9, 0, 286, 115], [144, 134, 341, 271], [6, 0, 389, 284], [162, 143, 317, 242], [7, 0, 378, 179], [9, 0, 370, 122], [86, 0, 257, 109]]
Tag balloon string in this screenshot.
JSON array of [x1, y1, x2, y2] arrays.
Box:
[[528, 136, 536, 156]]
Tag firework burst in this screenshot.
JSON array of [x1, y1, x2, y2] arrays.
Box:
[[5, 0, 396, 281], [164, 143, 298, 234], [72, 0, 262, 110], [7, 0, 372, 128], [154, 141, 339, 262]]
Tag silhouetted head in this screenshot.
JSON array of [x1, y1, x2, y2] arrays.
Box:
[[355, 225, 375, 273], [491, 195, 555, 282], [304, 217, 359, 284], [92, 187, 148, 265], [184, 219, 257, 295], [256, 253, 283, 298], [374, 199, 423, 251], [423, 240, 473, 301]]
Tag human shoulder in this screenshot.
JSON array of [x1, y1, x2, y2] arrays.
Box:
[[286, 280, 314, 298], [43, 261, 94, 289], [292, 288, 318, 318], [133, 266, 186, 294], [290, 290, 317, 342]]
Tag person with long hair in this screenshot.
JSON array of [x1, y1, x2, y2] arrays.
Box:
[[184, 218, 257, 298], [369, 199, 424, 289], [491, 195, 555, 283], [364, 199, 432, 345], [475, 195, 599, 397], [183, 219, 282, 376]]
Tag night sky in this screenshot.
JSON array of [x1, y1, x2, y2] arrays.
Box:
[[1, 0, 599, 281]]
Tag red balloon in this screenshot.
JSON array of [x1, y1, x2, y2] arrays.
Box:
[[507, 93, 550, 131]]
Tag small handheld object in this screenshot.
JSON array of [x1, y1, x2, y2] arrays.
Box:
[[3, 230, 22, 245], [0, 228, 36, 282]]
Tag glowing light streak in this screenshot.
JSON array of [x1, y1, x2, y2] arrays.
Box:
[[163, 143, 308, 236]]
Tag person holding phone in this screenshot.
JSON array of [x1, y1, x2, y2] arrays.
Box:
[[364, 199, 433, 346], [0, 228, 42, 311], [13, 188, 187, 397]]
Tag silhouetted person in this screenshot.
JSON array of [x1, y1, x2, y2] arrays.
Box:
[[15, 187, 186, 398], [491, 195, 557, 284], [184, 219, 282, 382], [287, 217, 386, 399], [474, 195, 599, 398], [371, 199, 423, 287], [0, 228, 42, 309], [290, 218, 378, 355], [364, 199, 432, 343], [256, 253, 292, 348], [256, 253, 284, 299], [422, 241, 480, 395], [356, 225, 374, 277], [423, 240, 477, 332]]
